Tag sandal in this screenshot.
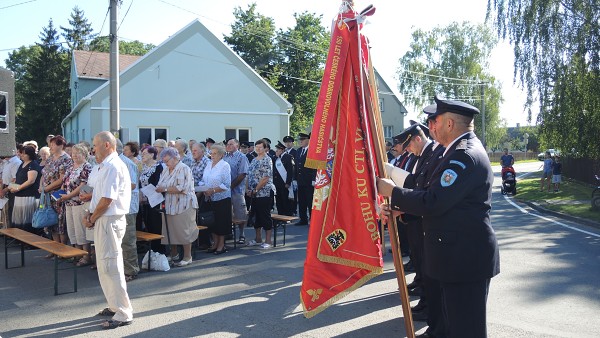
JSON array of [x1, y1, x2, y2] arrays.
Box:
[[101, 319, 132, 329], [125, 274, 137, 282], [76, 257, 91, 267], [97, 308, 116, 317], [237, 236, 246, 244], [90, 264, 97, 270]]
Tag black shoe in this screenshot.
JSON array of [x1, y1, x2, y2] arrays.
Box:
[[411, 301, 427, 313], [416, 332, 434, 338], [406, 281, 419, 290], [412, 309, 428, 321], [408, 286, 422, 297]]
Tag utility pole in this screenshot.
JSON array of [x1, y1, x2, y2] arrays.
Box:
[[480, 82, 486, 150], [109, 0, 120, 138]]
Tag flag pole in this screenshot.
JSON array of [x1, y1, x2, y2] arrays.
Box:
[[364, 50, 416, 338]]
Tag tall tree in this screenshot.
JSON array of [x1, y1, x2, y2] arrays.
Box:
[[223, 3, 280, 87], [5, 45, 42, 115], [18, 20, 70, 143], [88, 36, 155, 56], [488, 0, 600, 158], [61, 6, 97, 51], [277, 12, 329, 136], [397, 21, 504, 149]]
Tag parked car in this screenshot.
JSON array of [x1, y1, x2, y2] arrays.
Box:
[[538, 149, 559, 161]]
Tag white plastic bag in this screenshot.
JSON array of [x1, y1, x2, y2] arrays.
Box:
[[142, 250, 170, 271]]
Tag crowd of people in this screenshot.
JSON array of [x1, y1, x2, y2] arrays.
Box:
[[0, 132, 318, 266]]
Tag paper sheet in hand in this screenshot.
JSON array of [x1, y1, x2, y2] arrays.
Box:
[[0, 197, 8, 209], [140, 184, 164, 208]]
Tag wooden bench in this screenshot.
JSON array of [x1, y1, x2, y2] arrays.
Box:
[[196, 219, 244, 250], [135, 231, 164, 271], [270, 214, 298, 247], [0, 228, 89, 295]]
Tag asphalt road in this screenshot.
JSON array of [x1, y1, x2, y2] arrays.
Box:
[[0, 161, 598, 337]]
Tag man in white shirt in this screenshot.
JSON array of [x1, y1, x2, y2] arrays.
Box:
[[0, 146, 23, 227], [83, 131, 133, 329]]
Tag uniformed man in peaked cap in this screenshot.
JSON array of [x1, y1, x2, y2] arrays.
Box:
[[295, 132, 316, 225], [378, 95, 500, 338]]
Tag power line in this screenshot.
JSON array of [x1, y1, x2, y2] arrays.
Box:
[[397, 75, 482, 87], [118, 0, 134, 31], [0, 0, 38, 10], [400, 69, 483, 83], [82, 6, 111, 77]]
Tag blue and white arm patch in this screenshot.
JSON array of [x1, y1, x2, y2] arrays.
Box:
[[440, 169, 458, 187], [449, 160, 466, 169]]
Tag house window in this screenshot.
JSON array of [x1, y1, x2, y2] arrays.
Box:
[[383, 125, 393, 139], [139, 127, 168, 145], [225, 128, 250, 143], [0, 91, 8, 132], [379, 98, 384, 112]]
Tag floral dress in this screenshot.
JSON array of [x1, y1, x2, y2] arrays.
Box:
[[62, 162, 92, 207], [247, 156, 274, 197], [41, 153, 73, 233]]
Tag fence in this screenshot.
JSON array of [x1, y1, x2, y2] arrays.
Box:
[[561, 157, 600, 186]]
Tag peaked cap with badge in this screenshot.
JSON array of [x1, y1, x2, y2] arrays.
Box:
[[298, 132, 310, 140], [392, 122, 430, 149], [283, 135, 294, 143], [275, 141, 286, 150], [424, 95, 480, 119]]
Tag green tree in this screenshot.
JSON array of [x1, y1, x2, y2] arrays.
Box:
[[5, 45, 42, 115], [89, 36, 155, 56], [276, 12, 329, 136], [223, 3, 280, 88], [397, 22, 503, 149], [18, 20, 70, 143], [60, 6, 97, 51], [488, 0, 600, 159]]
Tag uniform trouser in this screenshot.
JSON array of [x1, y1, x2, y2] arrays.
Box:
[[440, 278, 490, 338], [406, 218, 424, 285], [274, 184, 292, 215], [423, 274, 445, 337], [121, 213, 139, 276], [397, 218, 410, 255], [95, 214, 133, 322], [297, 185, 314, 222]]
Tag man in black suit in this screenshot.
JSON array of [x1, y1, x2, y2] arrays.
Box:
[[283, 135, 298, 215], [273, 141, 295, 216], [295, 132, 316, 226], [378, 96, 500, 338]]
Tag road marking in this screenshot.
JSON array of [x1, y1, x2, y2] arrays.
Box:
[[499, 169, 600, 238], [501, 189, 600, 238]]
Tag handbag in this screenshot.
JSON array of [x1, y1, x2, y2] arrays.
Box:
[[197, 198, 215, 227], [32, 189, 58, 229]]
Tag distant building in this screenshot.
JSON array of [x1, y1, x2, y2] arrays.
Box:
[[374, 70, 407, 141], [62, 19, 292, 145]]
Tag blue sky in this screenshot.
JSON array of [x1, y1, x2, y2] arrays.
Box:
[[0, 0, 534, 126]]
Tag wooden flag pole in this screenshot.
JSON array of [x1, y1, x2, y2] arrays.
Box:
[[364, 53, 416, 338]]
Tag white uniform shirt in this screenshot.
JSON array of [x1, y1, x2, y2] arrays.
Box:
[[90, 152, 131, 216], [2, 156, 22, 185]]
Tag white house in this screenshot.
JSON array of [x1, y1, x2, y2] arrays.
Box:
[[62, 19, 292, 145], [374, 70, 407, 141]]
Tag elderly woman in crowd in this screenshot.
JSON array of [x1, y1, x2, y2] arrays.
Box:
[[58, 143, 92, 266], [40, 135, 73, 251], [139, 146, 165, 254], [124, 142, 143, 174], [246, 139, 274, 249], [38, 146, 50, 169], [199, 143, 231, 254], [9, 145, 42, 234], [156, 147, 199, 266]]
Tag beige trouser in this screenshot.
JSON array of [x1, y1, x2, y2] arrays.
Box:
[[121, 213, 139, 276], [94, 214, 133, 322]]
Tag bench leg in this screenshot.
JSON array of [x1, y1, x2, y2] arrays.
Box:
[[73, 260, 78, 293], [54, 256, 59, 296], [148, 247, 152, 271], [273, 222, 278, 247], [20, 241, 25, 266], [283, 223, 287, 246], [3, 234, 7, 269]]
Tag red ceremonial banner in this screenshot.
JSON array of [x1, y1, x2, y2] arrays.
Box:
[[300, 7, 383, 318]]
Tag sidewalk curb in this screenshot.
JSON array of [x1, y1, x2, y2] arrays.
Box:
[[520, 200, 600, 230]]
